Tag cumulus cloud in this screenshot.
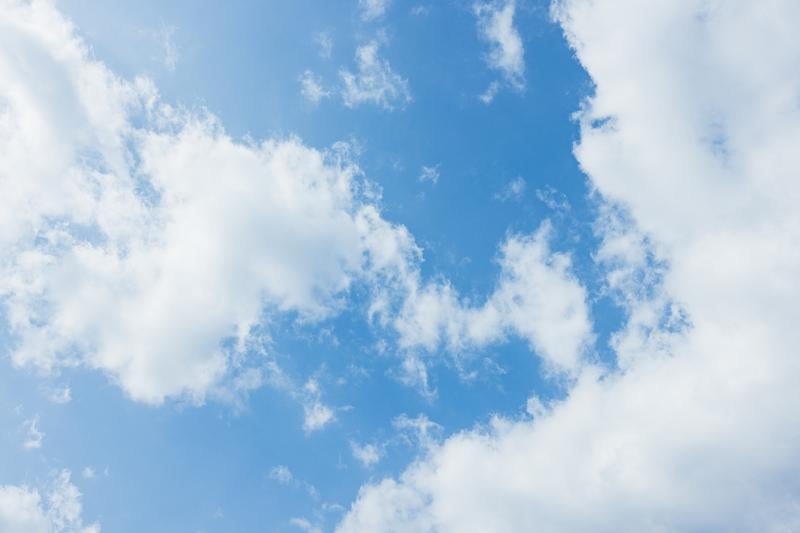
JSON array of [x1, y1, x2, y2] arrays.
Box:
[[474, 0, 525, 102], [340, 41, 411, 110], [0, 1, 420, 405], [392, 221, 594, 373], [0, 470, 99, 533], [338, 0, 800, 531]]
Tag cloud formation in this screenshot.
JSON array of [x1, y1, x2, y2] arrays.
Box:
[[474, 0, 525, 102], [359, 0, 391, 22], [338, 0, 800, 530], [391, 222, 593, 373], [340, 41, 411, 110], [0, 1, 417, 404], [0, 470, 99, 533]]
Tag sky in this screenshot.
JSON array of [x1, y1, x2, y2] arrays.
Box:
[[1, 0, 799, 532]]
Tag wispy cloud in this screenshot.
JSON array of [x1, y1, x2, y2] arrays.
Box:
[[359, 0, 391, 21], [340, 41, 411, 110], [22, 416, 43, 450], [495, 176, 526, 201], [299, 70, 331, 105], [474, 0, 525, 102], [418, 164, 440, 184], [315, 32, 333, 59]]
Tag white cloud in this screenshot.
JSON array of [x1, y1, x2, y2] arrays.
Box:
[[22, 416, 44, 450], [44, 386, 72, 404], [418, 165, 439, 184], [0, 1, 420, 405], [156, 25, 179, 72], [535, 185, 570, 212], [268, 465, 294, 485], [290, 517, 322, 533], [479, 80, 500, 104], [393, 413, 442, 450], [299, 69, 331, 105], [339, 0, 800, 531], [301, 378, 335, 433], [474, 0, 525, 102], [350, 441, 383, 467], [0, 470, 99, 533], [340, 41, 411, 110], [392, 221, 594, 372], [410, 5, 430, 17], [359, 0, 391, 22], [494, 176, 525, 201], [315, 32, 333, 59]]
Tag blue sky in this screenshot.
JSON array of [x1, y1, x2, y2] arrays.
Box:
[[2, 1, 800, 532]]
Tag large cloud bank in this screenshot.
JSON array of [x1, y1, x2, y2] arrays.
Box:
[[337, 1, 800, 531]]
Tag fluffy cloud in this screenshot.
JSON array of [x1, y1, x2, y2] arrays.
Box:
[[392, 222, 594, 373], [338, 0, 800, 531], [350, 441, 383, 467], [340, 41, 411, 110], [0, 1, 418, 404], [474, 0, 525, 102], [0, 470, 99, 533]]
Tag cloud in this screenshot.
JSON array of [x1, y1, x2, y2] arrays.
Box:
[[340, 41, 411, 110], [0, 1, 420, 405], [44, 386, 72, 405], [290, 517, 322, 533], [338, 0, 800, 530], [0, 470, 99, 533], [494, 176, 525, 202], [417, 165, 439, 184], [359, 0, 391, 22], [350, 441, 383, 467], [299, 70, 331, 105], [392, 413, 442, 450], [301, 379, 335, 433], [156, 25, 179, 72], [22, 416, 44, 450], [315, 32, 333, 59], [392, 221, 594, 373], [474, 0, 525, 102], [535, 185, 570, 212], [268, 465, 294, 485]]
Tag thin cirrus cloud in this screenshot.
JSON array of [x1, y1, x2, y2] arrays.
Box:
[[337, 0, 800, 531]]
